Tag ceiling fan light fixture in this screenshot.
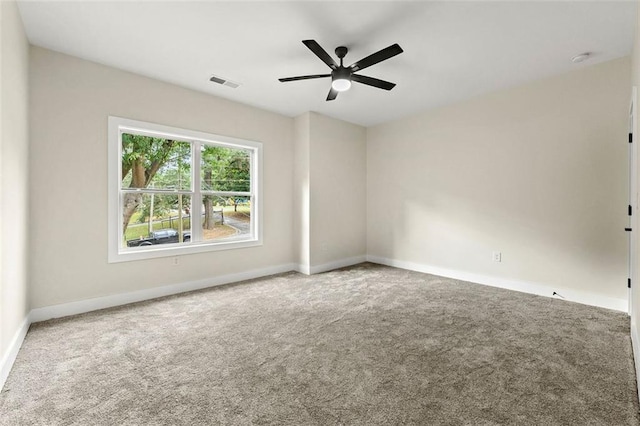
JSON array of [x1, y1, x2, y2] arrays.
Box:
[[331, 66, 352, 92], [332, 77, 351, 92]]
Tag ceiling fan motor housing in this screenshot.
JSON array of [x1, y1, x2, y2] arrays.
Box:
[[332, 67, 351, 82]]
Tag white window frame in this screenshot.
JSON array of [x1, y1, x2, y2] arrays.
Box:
[[108, 116, 263, 263]]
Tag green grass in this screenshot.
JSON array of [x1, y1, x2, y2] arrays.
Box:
[[130, 211, 144, 224]]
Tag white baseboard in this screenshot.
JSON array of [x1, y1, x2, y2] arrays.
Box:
[[30, 262, 296, 323], [0, 314, 31, 392], [307, 255, 367, 275], [367, 255, 628, 312], [296, 256, 366, 275], [632, 321, 640, 400]]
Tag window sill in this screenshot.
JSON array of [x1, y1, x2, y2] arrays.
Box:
[[108, 238, 263, 263]]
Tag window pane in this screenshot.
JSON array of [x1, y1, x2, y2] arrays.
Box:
[[122, 133, 191, 191], [201, 145, 250, 192], [201, 195, 251, 242], [122, 193, 192, 248]]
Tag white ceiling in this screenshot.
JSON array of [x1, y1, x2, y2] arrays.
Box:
[[17, 1, 637, 127]]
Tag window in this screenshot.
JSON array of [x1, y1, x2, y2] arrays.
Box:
[[108, 117, 262, 262]]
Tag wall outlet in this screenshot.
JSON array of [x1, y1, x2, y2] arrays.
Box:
[[173, 257, 179, 266], [492, 251, 502, 262]]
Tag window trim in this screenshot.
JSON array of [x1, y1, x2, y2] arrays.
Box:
[[108, 116, 263, 263]]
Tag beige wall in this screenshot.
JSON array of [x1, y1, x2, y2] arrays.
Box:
[[29, 48, 629, 306], [293, 113, 311, 270], [29, 47, 294, 308], [0, 0, 30, 365], [631, 2, 640, 395], [367, 57, 631, 302], [292, 112, 367, 272], [634, 6, 640, 89], [308, 113, 366, 268]]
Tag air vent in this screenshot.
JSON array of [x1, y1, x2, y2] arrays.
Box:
[[209, 74, 240, 89]]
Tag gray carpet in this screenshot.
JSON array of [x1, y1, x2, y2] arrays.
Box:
[[1, 263, 638, 425]]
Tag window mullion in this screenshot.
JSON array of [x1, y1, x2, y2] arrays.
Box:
[[201, 191, 252, 197], [250, 147, 257, 239], [192, 141, 203, 243], [121, 188, 193, 194]]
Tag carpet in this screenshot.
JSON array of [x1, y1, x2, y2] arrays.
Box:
[[1, 263, 638, 425]]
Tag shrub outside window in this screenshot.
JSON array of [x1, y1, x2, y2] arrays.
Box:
[[108, 117, 262, 262]]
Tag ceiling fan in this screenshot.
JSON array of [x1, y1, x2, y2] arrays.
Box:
[[279, 40, 403, 101]]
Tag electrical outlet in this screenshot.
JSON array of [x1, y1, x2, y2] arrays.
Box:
[[173, 257, 179, 266], [492, 251, 502, 262]]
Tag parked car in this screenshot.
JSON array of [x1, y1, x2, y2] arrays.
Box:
[[127, 229, 191, 247]]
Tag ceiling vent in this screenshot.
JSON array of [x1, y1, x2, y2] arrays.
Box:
[[571, 52, 591, 63], [209, 75, 241, 89]]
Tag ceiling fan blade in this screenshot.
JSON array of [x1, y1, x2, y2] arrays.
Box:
[[349, 43, 403, 72], [352, 74, 396, 90], [326, 87, 338, 101], [279, 74, 331, 82], [302, 40, 338, 70]]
